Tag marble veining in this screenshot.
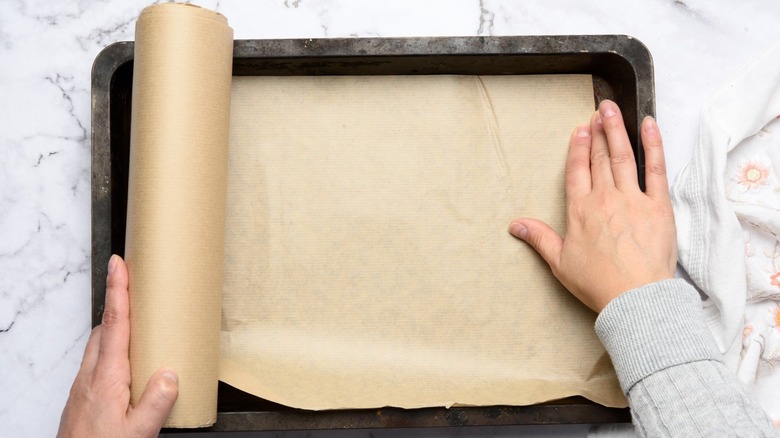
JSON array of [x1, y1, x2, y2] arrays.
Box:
[[1, 1, 780, 437]]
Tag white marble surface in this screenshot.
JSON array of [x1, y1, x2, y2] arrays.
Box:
[[1, 1, 780, 437]]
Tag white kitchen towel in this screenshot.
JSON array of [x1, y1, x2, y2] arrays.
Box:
[[671, 39, 780, 426]]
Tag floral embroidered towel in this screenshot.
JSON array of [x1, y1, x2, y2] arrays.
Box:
[[672, 40, 780, 426]]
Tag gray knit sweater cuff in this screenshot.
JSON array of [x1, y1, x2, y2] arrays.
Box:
[[594, 278, 721, 395]]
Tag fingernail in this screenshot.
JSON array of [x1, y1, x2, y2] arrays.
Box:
[[161, 369, 178, 385], [643, 116, 657, 135], [576, 126, 590, 138], [108, 254, 118, 275], [509, 222, 528, 239], [595, 113, 603, 125], [602, 106, 616, 118]]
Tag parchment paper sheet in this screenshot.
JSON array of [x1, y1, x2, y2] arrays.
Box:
[[125, 4, 625, 429], [220, 75, 625, 410]]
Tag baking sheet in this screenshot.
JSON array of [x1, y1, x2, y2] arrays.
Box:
[[92, 7, 655, 430]]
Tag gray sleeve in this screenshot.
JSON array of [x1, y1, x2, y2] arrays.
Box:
[[594, 279, 777, 437]]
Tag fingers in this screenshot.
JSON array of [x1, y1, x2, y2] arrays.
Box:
[[598, 100, 639, 192], [129, 368, 179, 435], [95, 255, 131, 381], [78, 326, 102, 375], [509, 219, 563, 275], [641, 116, 670, 200], [589, 100, 643, 192], [589, 108, 614, 188], [565, 124, 593, 199]]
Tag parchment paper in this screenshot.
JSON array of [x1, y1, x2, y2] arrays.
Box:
[[220, 75, 625, 410], [125, 3, 625, 429]]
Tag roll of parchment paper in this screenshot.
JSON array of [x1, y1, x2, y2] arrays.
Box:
[[125, 3, 233, 428]]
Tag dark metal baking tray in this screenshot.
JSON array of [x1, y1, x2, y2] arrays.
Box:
[[91, 35, 653, 432]]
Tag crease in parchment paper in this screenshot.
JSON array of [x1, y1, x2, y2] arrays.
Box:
[[475, 76, 509, 181]]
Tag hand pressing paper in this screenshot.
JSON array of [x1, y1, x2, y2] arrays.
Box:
[[125, 3, 625, 429]]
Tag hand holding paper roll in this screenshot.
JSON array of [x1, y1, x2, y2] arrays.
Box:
[[57, 256, 179, 438]]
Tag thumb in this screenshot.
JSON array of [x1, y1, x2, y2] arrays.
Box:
[[508, 219, 563, 273], [129, 368, 178, 435]]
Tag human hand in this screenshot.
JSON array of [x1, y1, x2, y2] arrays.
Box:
[[57, 255, 178, 438], [509, 100, 677, 312]]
